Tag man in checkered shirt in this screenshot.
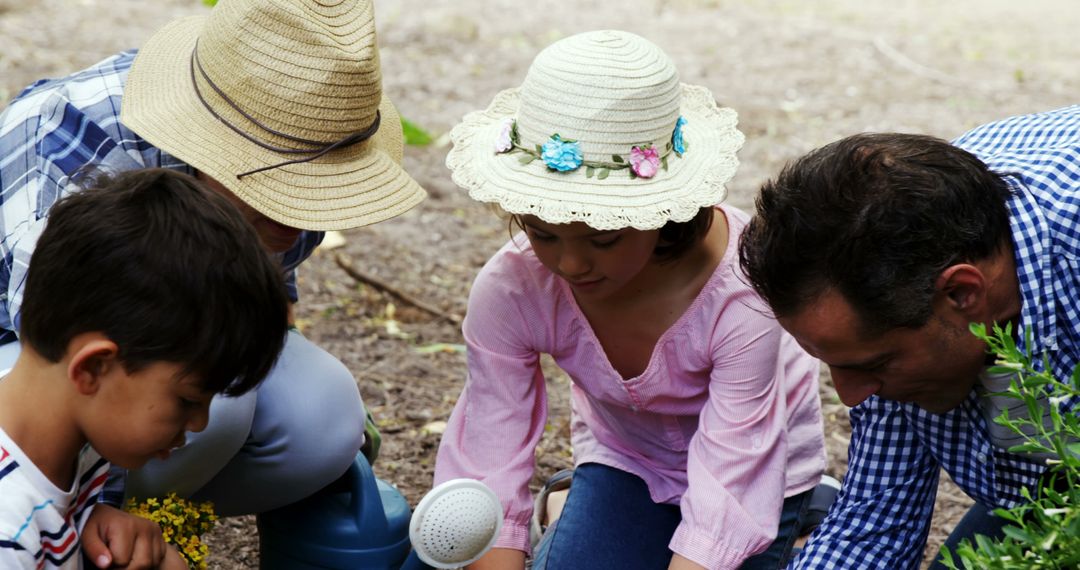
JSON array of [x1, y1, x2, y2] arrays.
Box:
[[739, 105, 1080, 568]]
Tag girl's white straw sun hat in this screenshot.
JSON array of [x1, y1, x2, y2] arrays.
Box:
[[446, 30, 744, 231], [121, 0, 426, 231]]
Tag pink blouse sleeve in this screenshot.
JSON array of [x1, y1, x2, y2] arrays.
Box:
[[669, 292, 804, 568], [432, 254, 549, 553]]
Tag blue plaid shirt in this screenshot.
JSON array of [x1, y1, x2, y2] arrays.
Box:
[[793, 105, 1080, 569], [0, 50, 323, 344]]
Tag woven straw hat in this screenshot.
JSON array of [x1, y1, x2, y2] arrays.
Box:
[[121, 0, 426, 231], [446, 30, 744, 231]]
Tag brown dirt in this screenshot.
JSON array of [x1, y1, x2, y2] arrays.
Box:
[[3, 1, 1079, 567]]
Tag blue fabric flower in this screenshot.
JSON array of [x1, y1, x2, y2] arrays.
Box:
[[671, 116, 687, 155], [541, 135, 583, 172]]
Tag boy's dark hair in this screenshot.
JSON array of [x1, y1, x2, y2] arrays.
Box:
[[20, 168, 289, 396], [739, 133, 1012, 335], [510, 206, 714, 263]]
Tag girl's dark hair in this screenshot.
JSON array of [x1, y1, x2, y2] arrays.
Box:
[[739, 133, 1012, 334], [20, 168, 290, 396], [654, 207, 714, 263], [509, 206, 714, 263]]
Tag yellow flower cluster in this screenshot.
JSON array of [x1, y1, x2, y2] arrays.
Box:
[[125, 494, 218, 569]]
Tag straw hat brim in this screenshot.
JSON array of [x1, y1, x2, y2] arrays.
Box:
[[122, 15, 426, 231], [445, 83, 744, 231]]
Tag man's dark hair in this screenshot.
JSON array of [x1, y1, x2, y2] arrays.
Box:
[[20, 168, 289, 396], [739, 133, 1012, 334]]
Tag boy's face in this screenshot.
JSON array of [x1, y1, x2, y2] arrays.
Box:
[[82, 362, 212, 469]]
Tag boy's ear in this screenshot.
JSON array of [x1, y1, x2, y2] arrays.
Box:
[[935, 263, 987, 317], [67, 334, 121, 395]]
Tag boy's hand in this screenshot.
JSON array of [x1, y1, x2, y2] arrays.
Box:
[[81, 504, 168, 568], [160, 545, 189, 569]]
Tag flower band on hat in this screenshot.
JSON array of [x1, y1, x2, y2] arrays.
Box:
[[188, 42, 383, 180], [495, 116, 689, 180]]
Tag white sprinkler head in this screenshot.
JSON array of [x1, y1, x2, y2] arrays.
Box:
[[409, 478, 502, 569]]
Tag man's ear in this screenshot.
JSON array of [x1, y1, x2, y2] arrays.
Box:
[[67, 334, 120, 396], [935, 263, 987, 317]]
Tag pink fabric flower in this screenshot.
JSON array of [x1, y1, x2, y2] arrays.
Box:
[[629, 145, 660, 178], [494, 118, 514, 153]]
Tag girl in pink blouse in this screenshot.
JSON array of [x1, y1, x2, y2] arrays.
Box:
[[437, 30, 826, 570]]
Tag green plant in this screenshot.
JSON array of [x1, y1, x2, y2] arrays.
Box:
[[939, 322, 1080, 569]]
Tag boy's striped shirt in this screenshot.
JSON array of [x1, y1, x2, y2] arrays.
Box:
[[1, 428, 109, 569]]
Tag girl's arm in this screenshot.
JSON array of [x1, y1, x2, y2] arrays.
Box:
[[671, 295, 817, 568], [433, 252, 551, 554], [669, 553, 708, 570], [466, 547, 527, 570]]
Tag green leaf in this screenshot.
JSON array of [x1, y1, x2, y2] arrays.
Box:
[[586, 166, 595, 178], [661, 156, 669, 171], [612, 154, 625, 163], [518, 155, 537, 165], [1002, 525, 1035, 545], [536, 144, 544, 155], [400, 117, 433, 146], [938, 547, 957, 570], [628, 168, 637, 179], [1008, 442, 1051, 454], [597, 168, 609, 180], [203, 0, 218, 5]]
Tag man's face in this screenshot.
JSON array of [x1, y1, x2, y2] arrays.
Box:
[[777, 289, 988, 413], [196, 173, 304, 253]]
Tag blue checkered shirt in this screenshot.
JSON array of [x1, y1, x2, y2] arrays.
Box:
[[793, 105, 1080, 569], [0, 51, 323, 345]]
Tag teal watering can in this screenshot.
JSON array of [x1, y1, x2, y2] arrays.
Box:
[[258, 453, 502, 569]]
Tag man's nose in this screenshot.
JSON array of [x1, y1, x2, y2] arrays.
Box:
[[830, 368, 883, 407]]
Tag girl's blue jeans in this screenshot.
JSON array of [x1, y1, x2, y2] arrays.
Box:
[[532, 463, 813, 570]]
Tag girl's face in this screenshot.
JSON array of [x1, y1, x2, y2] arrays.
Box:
[[519, 215, 660, 301]]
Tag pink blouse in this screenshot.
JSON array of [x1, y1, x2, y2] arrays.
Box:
[[434, 205, 825, 569]]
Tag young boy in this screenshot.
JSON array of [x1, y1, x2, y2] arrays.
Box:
[[0, 169, 290, 568]]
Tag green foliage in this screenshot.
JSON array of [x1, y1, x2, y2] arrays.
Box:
[[940, 322, 1080, 569], [400, 117, 434, 146]]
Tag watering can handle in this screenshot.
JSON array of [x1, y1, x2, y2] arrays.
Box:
[[349, 452, 391, 536]]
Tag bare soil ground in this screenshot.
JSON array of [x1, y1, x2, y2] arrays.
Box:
[[3, 0, 1079, 567]]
